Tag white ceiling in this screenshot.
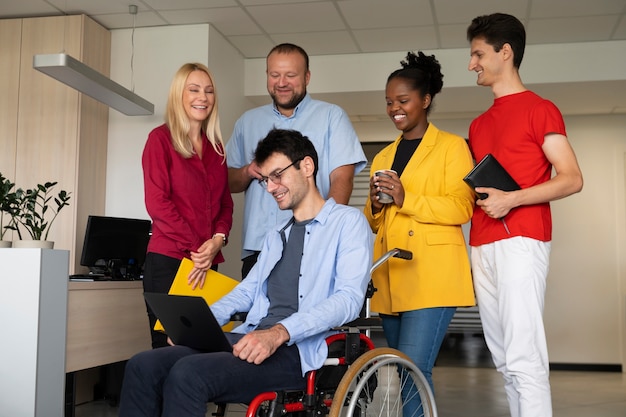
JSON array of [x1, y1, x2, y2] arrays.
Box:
[[2, 0, 626, 119], [2, 0, 625, 58]]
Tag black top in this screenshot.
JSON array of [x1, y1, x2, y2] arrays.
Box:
[[391, 137, 422, 176]]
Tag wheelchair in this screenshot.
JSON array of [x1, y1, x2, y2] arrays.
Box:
[[215, 249, 438, 417]]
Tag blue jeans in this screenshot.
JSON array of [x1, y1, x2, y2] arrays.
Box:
[[381, 307, 456, 416], [118, 333, 306, 417]]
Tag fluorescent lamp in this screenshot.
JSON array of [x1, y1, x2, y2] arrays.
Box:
[[33, 53, 154, 116]]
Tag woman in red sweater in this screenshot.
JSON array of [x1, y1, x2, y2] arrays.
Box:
[[142, 63, 233, 348]]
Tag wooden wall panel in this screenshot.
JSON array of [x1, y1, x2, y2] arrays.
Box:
[[17, 16, 82, 252], [3, 14, 110, 272], [0, 19, 22, 192], [75, 16, 110, 272]]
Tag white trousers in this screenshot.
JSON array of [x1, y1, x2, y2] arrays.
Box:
[[471, 237, 552, 417]]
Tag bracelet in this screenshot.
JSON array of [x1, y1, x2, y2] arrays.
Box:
[[213, 233, 227, 247]]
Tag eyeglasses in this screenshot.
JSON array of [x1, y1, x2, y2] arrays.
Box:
[[258, 158, 302, 189]]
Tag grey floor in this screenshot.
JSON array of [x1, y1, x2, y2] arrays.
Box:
[[75, 333, 626, 417]]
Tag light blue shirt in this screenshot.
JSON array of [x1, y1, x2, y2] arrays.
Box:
[[211, 199, 373, 376], [225, 94, 367, 258]]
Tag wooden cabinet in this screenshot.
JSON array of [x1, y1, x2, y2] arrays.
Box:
[[66, 281, 151, 372], [0, 15, 110, 273]]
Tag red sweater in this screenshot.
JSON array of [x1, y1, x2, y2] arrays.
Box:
[[142, 124, 233, 263]]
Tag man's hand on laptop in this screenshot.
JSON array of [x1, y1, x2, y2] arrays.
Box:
[[232, 324, 290, 364]]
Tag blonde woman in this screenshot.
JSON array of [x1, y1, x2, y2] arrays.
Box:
[[142, 63, 233, 348]]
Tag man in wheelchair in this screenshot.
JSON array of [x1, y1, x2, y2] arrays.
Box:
[[118, 128, 373, 417]]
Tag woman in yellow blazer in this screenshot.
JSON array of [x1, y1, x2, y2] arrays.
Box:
[[365, 52, 475, 401]]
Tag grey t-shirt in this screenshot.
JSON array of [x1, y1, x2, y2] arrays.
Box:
[[257, 219, 310, 329]]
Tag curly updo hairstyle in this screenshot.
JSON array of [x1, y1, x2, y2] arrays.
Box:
[[387, 51, 444, 115]]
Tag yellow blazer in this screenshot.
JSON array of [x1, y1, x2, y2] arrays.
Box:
[[364, 124, 475, 314]]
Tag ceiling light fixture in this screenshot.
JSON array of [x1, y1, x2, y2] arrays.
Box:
[[32, 53, 154, 116]]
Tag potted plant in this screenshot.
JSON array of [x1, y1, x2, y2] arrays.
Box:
[[8, 181, 71, 249], [0, 173, 19, 248]]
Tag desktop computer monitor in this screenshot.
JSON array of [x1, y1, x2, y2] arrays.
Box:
[[80, 215, 151, 279]]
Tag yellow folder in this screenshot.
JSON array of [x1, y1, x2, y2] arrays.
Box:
[[154, 257, 239, 332]]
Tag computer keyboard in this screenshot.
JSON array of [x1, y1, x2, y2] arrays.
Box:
[[69, 274, 112, 281]]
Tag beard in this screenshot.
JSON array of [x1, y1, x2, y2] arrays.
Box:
[[270, 89, 306, 111]]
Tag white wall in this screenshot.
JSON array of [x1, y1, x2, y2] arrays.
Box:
[[107, 24, 211, 221], [107, 24, 252, 280], [206, 25, 255, 279], [354, 114, 626, 366], [105, 24, 626, 368], [546, 115, 626, 364], [244, 41, 626, 95]]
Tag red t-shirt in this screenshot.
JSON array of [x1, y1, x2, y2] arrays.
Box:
[[142, 124, 233, 262], [468, 91, 566, 245]]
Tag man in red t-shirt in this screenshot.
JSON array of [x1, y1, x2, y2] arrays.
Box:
[[466, 13, 583, 417]]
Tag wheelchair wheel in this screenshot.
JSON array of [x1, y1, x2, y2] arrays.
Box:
[[328, 347, 437, 417]]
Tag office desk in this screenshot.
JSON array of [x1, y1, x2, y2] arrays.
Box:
[[66, 281, 151, 373]]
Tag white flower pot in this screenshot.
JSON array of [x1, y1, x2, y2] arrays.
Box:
[[0, 240, 11, 248], [12, 240, 55, 249]]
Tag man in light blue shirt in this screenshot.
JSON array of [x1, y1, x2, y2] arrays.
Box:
[[226, 43, 367, 277], [118, 129, 373, 417]]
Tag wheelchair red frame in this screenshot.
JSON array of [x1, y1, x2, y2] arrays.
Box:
[[243, 331, 376, 417], [211, 249, 439, 417]]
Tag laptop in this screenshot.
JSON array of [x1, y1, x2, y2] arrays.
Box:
[[144, 292, 232, 352]]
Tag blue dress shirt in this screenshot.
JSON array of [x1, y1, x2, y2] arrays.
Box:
[[211, 199, 373, 376], [225, 94, 367, 258]]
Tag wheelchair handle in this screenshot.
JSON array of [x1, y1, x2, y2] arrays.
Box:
[[369, 248, 412, 275]]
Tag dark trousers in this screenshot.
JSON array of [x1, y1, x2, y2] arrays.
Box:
[[143, 253, 180, 349], [143, 252, 217, 349], [118, 333, 305, 417]]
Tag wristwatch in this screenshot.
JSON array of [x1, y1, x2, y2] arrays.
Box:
[[213, 233, 228, 247]]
